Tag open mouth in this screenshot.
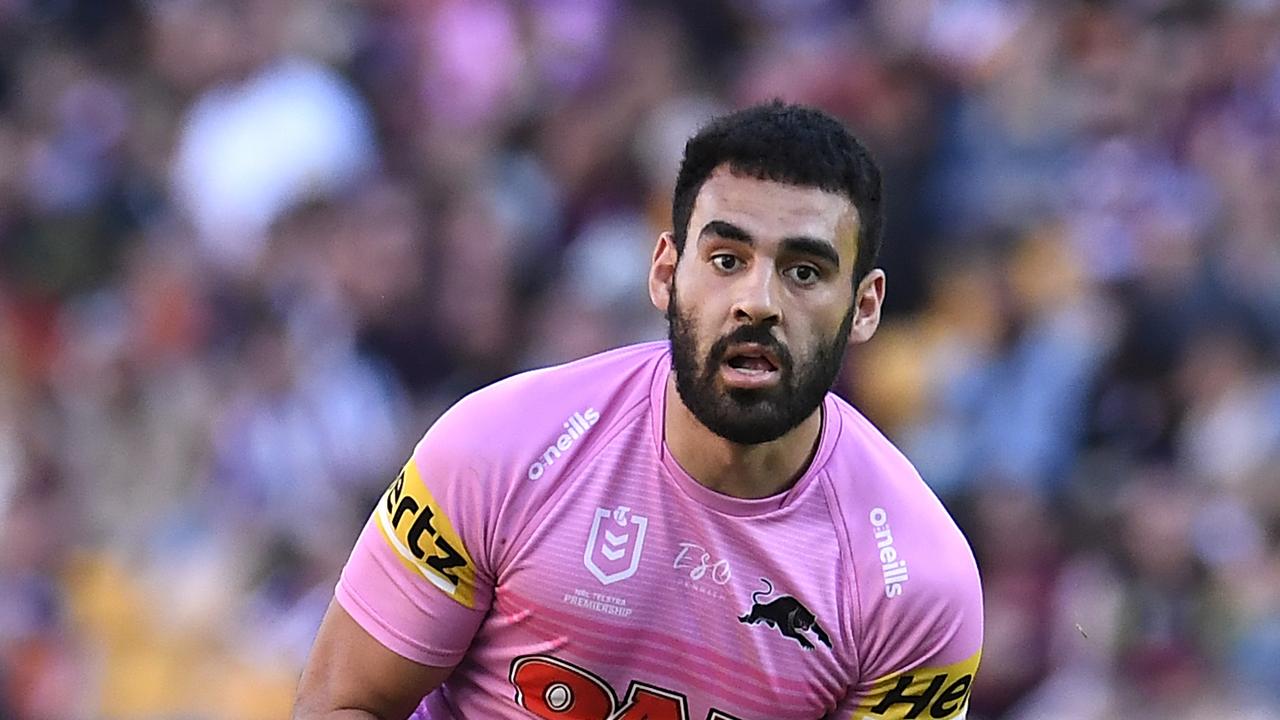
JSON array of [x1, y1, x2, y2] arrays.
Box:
[[725, 354, 778, 373], [720, 343, 782, 387]]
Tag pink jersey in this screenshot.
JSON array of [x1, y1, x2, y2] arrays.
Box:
[[336, 342, 982, 720]]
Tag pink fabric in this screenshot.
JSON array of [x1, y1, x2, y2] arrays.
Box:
[[336, 342, 982, 719]]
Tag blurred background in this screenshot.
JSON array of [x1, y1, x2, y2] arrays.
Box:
[[0, 0, 1278, 718]]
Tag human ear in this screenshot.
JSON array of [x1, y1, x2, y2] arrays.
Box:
[[848, 269, 885, 345], [649, 232, 679, 314]]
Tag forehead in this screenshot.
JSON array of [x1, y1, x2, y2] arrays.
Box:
[[689, 166, 860, 259]]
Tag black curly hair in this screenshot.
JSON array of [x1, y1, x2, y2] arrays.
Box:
[[671, 101, 884, 285]]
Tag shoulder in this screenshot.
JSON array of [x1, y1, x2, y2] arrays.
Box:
[[820, 395, 982, 678], [823, 395, 965, 545], [414, 342, 667, 477]]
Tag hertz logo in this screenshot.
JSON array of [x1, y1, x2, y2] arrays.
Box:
[[376, 459, 478, 608], [856, 651, 980, 719]]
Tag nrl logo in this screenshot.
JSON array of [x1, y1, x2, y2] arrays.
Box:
[[583, 506, 648, 585]]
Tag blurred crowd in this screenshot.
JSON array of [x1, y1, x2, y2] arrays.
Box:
[[0, 0, 1278, 718]]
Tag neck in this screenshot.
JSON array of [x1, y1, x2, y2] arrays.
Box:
[[663, 372, 824, 499]]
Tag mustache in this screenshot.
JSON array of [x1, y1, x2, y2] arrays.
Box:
[[707, 325, 792, 371]]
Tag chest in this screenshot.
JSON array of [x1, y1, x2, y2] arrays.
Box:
[[485, 459, 855, 720]]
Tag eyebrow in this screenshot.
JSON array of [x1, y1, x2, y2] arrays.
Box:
[[698, 220, 841, 269]]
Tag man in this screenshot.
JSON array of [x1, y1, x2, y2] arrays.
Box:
[[293, 102, 982, 720]]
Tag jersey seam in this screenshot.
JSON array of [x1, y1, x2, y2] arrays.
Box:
[[820, 456, 865, 684], [491, 392, 653, 578]]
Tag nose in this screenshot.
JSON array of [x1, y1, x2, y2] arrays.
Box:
[[730, 264, 782, 327]]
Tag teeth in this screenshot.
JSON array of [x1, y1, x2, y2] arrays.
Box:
[[727, 358, 774, 373]]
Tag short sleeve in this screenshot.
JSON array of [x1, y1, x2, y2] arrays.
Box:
[[834, 549, 983, 720], [335, 424, 496, 667]]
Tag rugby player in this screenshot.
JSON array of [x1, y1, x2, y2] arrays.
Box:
[[293, 101, 982, 720]]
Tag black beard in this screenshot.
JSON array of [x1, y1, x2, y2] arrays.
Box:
[[667, 285, 855, 445]]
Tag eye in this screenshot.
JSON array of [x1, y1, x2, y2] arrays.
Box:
[[785, 265, 821, 285], [711, 254, 741, 272]]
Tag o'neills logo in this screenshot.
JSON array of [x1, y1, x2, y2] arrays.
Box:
[[527, 408, 601, 479], [870, 507, 908, 598]]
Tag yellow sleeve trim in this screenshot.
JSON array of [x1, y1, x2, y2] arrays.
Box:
[[374, 458, 479, 609], [853, 650, 981, 719]]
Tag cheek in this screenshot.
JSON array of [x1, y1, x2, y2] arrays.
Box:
[[675, 266, 717, 304], [674, 277, 723, 332], [816, 289, 855, 332], [685, 310, 717, 355], [794, 303, 849, 354]]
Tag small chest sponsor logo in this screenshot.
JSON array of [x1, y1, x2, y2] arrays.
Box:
[[673, 542, 732, 585], [583, 506, 647, 585], [527, 407, 600, 480], [672, 542, 732, 600], [870, 507, 908, 598]]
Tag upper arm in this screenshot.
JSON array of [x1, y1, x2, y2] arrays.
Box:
[[331, 409, 500, 663], [296, 406, 504, 714], [838, 515, 984, 720], [293, 599, 452, 719]]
